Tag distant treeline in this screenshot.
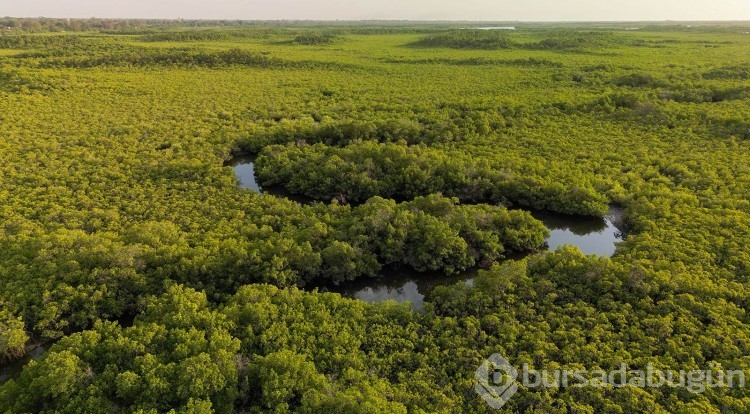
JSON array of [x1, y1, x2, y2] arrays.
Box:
[[0, 18, 337, 32], [380, 56, 564, 67], [12, 46, 364, 72], [0, 33, 84, 49], [0, 18, 459, 34], [412, 29, 643, 51], [140, 29, 346, 44]]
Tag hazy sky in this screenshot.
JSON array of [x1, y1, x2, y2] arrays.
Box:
[[3, 0, 750, 21]]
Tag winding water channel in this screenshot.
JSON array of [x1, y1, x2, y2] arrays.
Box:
[[230, 159, 625, 309], [0, 159, 625, 384]]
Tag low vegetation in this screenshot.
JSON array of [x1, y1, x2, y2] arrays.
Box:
[[1, 21, 750, 412]]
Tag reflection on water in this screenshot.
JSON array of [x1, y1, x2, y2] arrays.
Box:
[[329, 208, 625, 310], [226, 158, 626, 309], [0, 316, 135, 385], [532, 207, 624, 257], [228, 158, 314, 204], [0, 345, 47, 385], [228, 157, 262, 192], [319, 268, 477, 311]]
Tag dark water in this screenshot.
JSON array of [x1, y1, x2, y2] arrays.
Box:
[[318, 268, 479, 310], [0, 344, 47, 385], [534, 208, 623, 257], [227, 159, 625, 309], [327, 208, 624, 310], [229, 156, 262, 193], [0, 315, 136, 386], [229, 158, 314, 204], [1, 162, 623, 385]]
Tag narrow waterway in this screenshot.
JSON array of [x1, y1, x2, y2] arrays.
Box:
[[0, 344, 48, 385], [327, 208, 623, 309], [229, 158, 625, 309]]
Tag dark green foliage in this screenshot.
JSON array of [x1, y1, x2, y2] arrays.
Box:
[[703, 65, 750, 80], [0, 70, 40, 93], [289, 33, 342, 45], [2, 23, 750, 413], [0, 285, 241, 413], [0, 307, 28, 362], [412, 29, 625, 51], [38, 47, 280, 69], [140, 29, 263, 42], [380, 56, 565, 69], [0, 34, 82, 49], [412, 30, 516, 49], [0, 191, 546, 340], [5, 270, 749, 412], [344, 195, 548, 273], [529, 31, 624, 50], [613, 73, 660, 88], [255, 141, 610, 216]]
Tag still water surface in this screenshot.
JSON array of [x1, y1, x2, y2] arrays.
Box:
[[325, 209, 623, 310], [0, 344, 48, 385], [231, 158, 625, 309]]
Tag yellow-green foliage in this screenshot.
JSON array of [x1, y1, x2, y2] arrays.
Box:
[[1, 22, 750, 412]]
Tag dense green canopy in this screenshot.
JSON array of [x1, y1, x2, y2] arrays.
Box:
[[1, 22, 750, 412]]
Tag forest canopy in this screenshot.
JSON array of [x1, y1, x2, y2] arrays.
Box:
[[1, 22, 750, 413]]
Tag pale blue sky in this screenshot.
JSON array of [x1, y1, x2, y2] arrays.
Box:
[[3, 0, 750, 21]]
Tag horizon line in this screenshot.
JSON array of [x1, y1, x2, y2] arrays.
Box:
[[3, 16, 750, 23]]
